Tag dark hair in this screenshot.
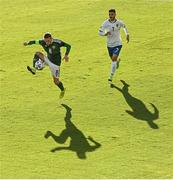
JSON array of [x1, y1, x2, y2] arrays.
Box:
[[44, 32, 52, 38], [109, 9, 116, 13]]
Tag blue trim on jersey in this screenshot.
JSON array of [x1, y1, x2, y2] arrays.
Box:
[[107, 45, 122, 57]]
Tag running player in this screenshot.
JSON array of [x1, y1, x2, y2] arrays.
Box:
[[99, 9, 129, 81]]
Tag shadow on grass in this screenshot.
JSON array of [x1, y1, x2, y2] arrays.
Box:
[[111, 80, 159, 129], [44, 104, 101, 159]]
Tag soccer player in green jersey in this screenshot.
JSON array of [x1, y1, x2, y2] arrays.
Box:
[[23, 32, 71, 99]]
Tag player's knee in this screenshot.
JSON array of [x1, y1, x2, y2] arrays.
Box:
[[35, 52, 43, 58], [35, 51, 41, 56], [112, 56, 118, 61], [53, 78, 60, 85]]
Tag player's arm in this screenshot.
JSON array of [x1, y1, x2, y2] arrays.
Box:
[[98, 21, 110, 36], [61, 42, 71, 62], [120, 21, 130, 43], [98, 25, 106, 36], [124, 27, 129, 43], [23, 40, 41, 46]]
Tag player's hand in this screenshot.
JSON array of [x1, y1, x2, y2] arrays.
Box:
[[126, 34, 129, 43], [105, 32, 111, 36], [63, 55, 69, 62], [23, 42, 28, 46]]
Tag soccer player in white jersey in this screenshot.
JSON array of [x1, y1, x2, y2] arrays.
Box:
[[99, 9, 129, 82]]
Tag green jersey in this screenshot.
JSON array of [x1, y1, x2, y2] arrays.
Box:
[[28, 39, 71, 66]]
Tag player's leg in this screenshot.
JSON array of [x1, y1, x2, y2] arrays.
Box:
[[27, 51, 45, 75], [53, 76, 66, 99], [33, 51, 45, 65], [108, 46, 122, 81], [45, 57, 66, 98], [107, 47, 113, 81], [53, 76, 64, 91], [109, 55, 118, 81], [49, 62, 66, 98]]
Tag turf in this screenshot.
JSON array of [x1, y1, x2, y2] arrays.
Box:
[[0, 0, 173, 178]]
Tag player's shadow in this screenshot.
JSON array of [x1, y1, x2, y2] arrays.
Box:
[[44, 104, 101, 159], [111, 80, 159, 129]]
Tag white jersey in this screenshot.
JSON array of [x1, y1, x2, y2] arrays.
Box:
[[99, 19, 129, 47]]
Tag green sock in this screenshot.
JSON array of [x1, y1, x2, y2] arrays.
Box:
[[33, 53, 40, 67], [57, 82, 64, 91]]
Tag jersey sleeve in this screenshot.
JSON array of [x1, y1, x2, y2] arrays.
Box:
[[27, 39, 43, 45], [62, 42, 71, 55], [98, 21, 108, 36], [54, 39, 65, 47], [119, 20, 129, 35], [56, 39, 71, 55]]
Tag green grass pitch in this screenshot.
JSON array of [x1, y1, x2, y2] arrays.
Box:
[[0, 0, 173, 178]]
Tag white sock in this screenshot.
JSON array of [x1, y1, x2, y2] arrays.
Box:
[[110, 61, 117, 76]]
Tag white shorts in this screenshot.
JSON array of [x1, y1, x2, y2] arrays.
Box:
[[44, 56, 60, 78]]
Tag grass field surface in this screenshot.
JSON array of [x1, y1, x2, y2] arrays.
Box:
[[0, 0, 173, 178]]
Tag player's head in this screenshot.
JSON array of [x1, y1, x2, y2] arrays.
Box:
[[109, 9, 116, 21], [44, 32, 53, 45]]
